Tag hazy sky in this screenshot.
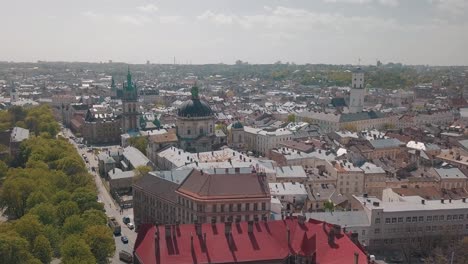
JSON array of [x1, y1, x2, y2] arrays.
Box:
[[1, 0, 467, 65]]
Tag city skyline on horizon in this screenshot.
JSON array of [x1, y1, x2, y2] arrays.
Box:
[[1, 0, 468, 66]]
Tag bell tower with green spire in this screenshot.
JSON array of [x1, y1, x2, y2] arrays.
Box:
[[122, 66, 139, 133]]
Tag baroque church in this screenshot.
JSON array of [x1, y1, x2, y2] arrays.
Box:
[[176, 86, 217, 153]]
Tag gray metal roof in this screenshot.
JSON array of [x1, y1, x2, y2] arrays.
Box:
[[108, 168, 135, 180], [149, 169, 192, 184], [304, 211, 370, 227], [339, 110, 384, 123], [434, 167, 467, 179], [123, 146, 151, 168], [11, 127, 29, 142], [369, 138, 404, 149]]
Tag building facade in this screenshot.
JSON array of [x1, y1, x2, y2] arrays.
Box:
[[82, 109, 121, 145], [121, 68, 139, 133], [176, 87, 216, 153], [133, 168, 271, 228], [349, 67, 365, 113]]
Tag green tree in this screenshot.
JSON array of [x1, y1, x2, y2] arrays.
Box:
[[324, 201, 335, 212], [0, 160, 7, 184], [14, 214, 45, 246], [0, 176, 36, 218], [62, 215, 86, 235], [81, 209, 107, 226], [32, 235, 52, 264], [56, 201, 79, 225], [61, 235, 96, 264], [133, 165, 152, 183], [26, 191, 48, 209], [287, 114, 296, 123], [8, 106, 27, 125], [0, 231, 35, 264], [56, 157, 85, 176], [43, 225, 61, 257], [51, 190, 71, 205], [128, 136, 148, 154], [84, 225, 116, 263], [71, 188, 100, 212], [29, 203, 57, 225]]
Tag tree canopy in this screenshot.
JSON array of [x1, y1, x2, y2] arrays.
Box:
[[0, 106, 114, 264]]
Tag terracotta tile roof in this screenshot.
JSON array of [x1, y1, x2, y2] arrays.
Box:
[[134, 218, 369, 264], [148, 132, 178, 144], [177, 170, 270, 200]]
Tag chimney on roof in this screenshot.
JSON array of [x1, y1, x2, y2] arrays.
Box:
[[195, 222, 202, 236], [154, 230, 160, 258], [164, 224, 171, 238], [298, 215, 305, 225], [328, 226, 335, 245], [224, 221, 232, 235], [351, 232, 359, 245], [354, 252, 359, 264], [190, 232, 194, 251], [178, 151, 181, 155], [333, 224, 341, 235], [248, 221, 254, 233]]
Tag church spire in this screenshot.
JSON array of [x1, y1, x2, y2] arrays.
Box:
[[126, 66, 133, 90], [111, 77, 116, 90], [191, 86, 199, 100]]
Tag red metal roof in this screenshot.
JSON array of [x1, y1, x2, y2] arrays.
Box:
[[134, 217, 368, 264]]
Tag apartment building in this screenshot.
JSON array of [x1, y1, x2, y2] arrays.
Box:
[[133, 168, 271, 228], [308, 190, 468, 250], [325, 160, 365, 195], [269, 147, 336, 167], [361, 162, 387, 198], [433, 167, 468, 189]]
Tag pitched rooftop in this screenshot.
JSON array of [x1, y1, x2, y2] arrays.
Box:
[[133, 218, 369, 264]]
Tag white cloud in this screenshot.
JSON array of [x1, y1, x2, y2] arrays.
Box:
[[430, 0, 468, 15], [159, 16, 184, 24], [324, 0, 399, 6], [137, 3, 159, 13], [378, 0, 399, 7], [197, 6, 401, 33], [197, 10, 238, 25], [117, 15, 152, 26], [324, 0, 372, 4], [81, 11, 101, 18]]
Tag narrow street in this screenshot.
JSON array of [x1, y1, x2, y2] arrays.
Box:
[[62, 128, 137, 263]]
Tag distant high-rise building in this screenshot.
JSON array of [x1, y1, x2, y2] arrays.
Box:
[[10, 81, 17, 102], [349, 67, 365, 113], [121, 67, 139, 133]]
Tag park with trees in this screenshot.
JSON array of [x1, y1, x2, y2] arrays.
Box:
[[0, 105, 115, 264]]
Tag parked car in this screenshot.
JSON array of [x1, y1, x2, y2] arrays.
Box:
[[127, 223, 134, 230], [119, 250, 133, 263], [122, 216, 130, 224], [121, 236, 128, 244]]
